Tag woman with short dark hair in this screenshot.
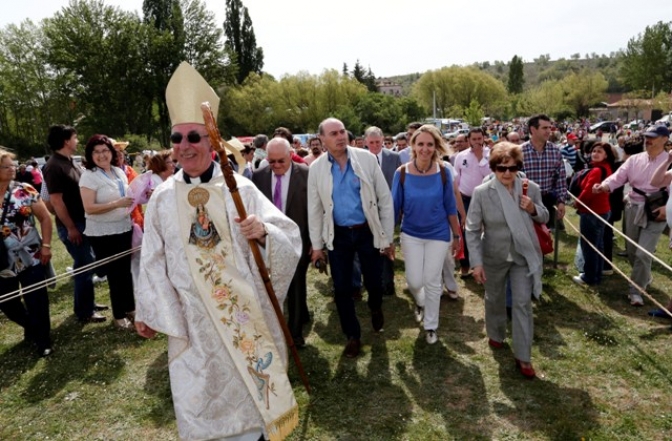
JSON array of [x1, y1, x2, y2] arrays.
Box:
[[79, 135, 135, 330], [466, 142, 548, 379]]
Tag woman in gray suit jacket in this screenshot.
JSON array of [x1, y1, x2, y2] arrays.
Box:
[[465, 142, 549, 379]]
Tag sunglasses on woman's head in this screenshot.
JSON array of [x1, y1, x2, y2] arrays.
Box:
[[170, 131, 209, 144], [495, 165, 519, 173]]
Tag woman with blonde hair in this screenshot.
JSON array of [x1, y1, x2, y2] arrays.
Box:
[[392, 124, 462, 344], [0, 149, 54, 356]]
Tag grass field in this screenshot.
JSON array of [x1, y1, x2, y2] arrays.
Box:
[[1, 212, 671, 440]]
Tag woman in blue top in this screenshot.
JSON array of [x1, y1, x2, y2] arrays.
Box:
[[392, 125, 462, 344]]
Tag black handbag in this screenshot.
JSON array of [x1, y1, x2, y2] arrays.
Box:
[[633, 187, 669, 222], [0, 187, 12, 270]]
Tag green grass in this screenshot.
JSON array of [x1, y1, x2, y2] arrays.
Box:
[[1, 212, 671, 440]]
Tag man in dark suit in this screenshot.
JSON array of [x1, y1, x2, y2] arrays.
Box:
[[252, 138, 311, 346], [365, 126, 401, 296]]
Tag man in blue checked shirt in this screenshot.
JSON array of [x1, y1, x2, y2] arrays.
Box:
[[521, 114, 567, 229]]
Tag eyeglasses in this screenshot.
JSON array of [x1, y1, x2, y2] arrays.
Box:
[[495, 165, 519, 173], [93, 149, 111, 155], [170, 131, 209, 144], [268, 159, 286, 165]]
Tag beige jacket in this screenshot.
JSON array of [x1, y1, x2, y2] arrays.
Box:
[[308, 146, 394, 250]]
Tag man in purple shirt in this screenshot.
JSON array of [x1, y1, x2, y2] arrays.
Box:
[[594, 125, 670, 306]]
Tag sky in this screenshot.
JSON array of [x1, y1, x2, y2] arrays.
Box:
[[3, 0, 672, 79]]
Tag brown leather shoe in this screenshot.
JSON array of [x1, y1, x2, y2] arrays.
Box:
[[371, 309, 384, 332], [343, 338, 361, 358]]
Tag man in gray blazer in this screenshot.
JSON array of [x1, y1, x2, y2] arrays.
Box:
[[252, 138, 311, 347], [365, 126, 401, 295]]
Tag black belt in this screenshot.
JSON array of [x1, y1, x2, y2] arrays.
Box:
[[336, 222, 368, 229]]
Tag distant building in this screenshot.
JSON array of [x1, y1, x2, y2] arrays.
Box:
[[376, 79, 402, 96]]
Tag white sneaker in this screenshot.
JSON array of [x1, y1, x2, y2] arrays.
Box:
[[629, 293, 644, 306], [572, 275, 587, 286], [425, 330, 437, 344], [93, 275, 107, 284], [414, 305, 424, 323], [66, 266, 74, 275]]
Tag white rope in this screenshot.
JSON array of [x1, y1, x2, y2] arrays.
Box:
[[567, 193, 672, 319], [0, 246, 141, 305]]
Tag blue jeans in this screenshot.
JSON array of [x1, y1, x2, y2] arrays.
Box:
[[57, 221, 96, 320], [580, 212, 610, 285], [328, 225, 384, 340]]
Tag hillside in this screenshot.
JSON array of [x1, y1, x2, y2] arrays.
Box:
[[382, 53, 625, 95]]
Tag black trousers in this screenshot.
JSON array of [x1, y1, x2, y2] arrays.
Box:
[[88, 230, 135, 320], [0, 264, 51, 351], [287, 248, 310, 341]]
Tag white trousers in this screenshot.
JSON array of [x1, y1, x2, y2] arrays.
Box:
[[401, 232, 449, 331], [442, 237, 457, 292]]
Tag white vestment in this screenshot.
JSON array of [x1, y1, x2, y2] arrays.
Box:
[[135, 166, 301, 441]]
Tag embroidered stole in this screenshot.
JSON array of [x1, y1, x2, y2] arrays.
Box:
[[175, 176, 298, 441]]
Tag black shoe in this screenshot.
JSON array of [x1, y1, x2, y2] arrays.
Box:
[[292, 336, 306, 348], [617, 251, 628, 257], [383, 284, 396, 296], [506, 307, 512, 321], [94, 303, 109, 311], [343, 338, 361, 358], [352, 288, 362, 301], [371, 309, 384, 332]]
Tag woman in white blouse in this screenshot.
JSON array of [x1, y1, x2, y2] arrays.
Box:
[[79, 135, 135, 330]]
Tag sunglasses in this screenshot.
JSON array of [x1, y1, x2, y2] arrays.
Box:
[[495, 165, 519, 173], [170, 131, 209, 144]]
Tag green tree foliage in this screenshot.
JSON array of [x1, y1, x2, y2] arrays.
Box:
[[507, 55, 525, 94], [181, 0, 236, 89], [43, 0, 155, 140], [224, 0, 263, 84], [143, 0, 185, 145], [0, 20, 73, 154], [520, 80, 568, 117], [464, 100, 485, 127], [412, 66, 507, 118], [560, 70, 608, 117], [620, 21, 672, 94]]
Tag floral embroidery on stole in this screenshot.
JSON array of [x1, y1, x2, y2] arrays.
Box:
[[176, 177, 298, 441]]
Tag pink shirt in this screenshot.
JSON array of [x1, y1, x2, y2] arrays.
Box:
[[454, 147, 491, 197], [604, 150, 668, 203]]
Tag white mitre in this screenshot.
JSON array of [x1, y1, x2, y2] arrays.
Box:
[[166, 61, 245, 173]]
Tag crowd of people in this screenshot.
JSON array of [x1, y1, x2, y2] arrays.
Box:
[[1, 59, 671, 440]]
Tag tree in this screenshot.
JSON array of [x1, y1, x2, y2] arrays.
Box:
[[620, 21, 672, 94], [520, 80, 568, 117], [181, 0, 236, 89], [224, 0, 263, 84], [412, 66, 507, 118], [561, 70, 608, 117], [352, 59, 365, 83], [143, 0, 185, 144], [0, 20, 73, 154], [507, 55, 524, 94], [342, 62, 348, 77], [43, 0, 155, 139], [463, 99, 485, 127]]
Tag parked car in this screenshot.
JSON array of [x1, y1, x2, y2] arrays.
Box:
[[588, 121, 617, 134], [655, 114, 671, 126], [443, 128, 470, 138]]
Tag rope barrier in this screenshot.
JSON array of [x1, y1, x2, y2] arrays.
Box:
[[0, 246, 141, 305], [567, 193, 672, 319]]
